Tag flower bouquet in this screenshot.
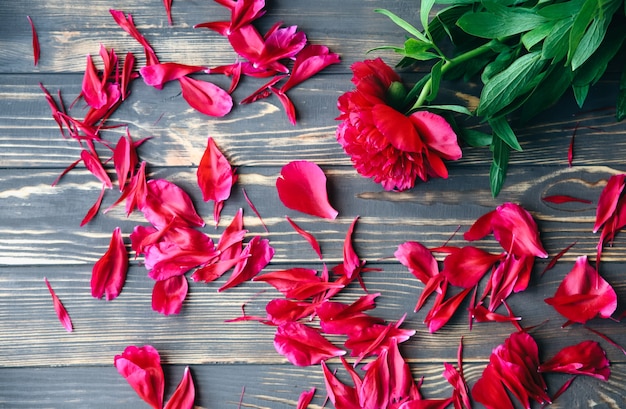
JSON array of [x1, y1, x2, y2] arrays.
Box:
[[337, 0, 626, 196]]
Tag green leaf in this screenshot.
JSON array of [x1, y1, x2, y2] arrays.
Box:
[[571, 13, 611, 70], [618, 66, 626, 121], [481, 49, 516, 84], [477, 51, 546, 117], [462, 129, 493, 147], [489, 135, 510, 197], [521, 21, 555, 50], [542, 18, 573, 61], [573, 22, 626, 87], [489, 116, 522, 152], [521, 63, 573, 122], [456, 3, 548, 39], [426, 60, 444, 102], [421, 0, 436, 34], [572, 84, 589, 107], [425, 105, 473, 115], [401, 38, 441, 61], [375, 8, 430, 43], [538, 0, 585, 20]]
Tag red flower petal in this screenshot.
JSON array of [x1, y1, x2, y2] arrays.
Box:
[[285, 216, 322, 259], [253, 268, 342, 300], [538, 340, 610, 381], [219, 236, 274, 292], [178, 76, 233, 117], [280, 44, 341, 93], [593, 174, 626, 233], [271, 87, 297, 125], [81, 54, 108, 109], [80, 184, 106, 226], [394, 241, 438, 285], [472, 362, 515, 409], [81, 149, 113, 189], [542, 195, 592, 204], [242, 188, 267, 232], [114, 345, 165, 409], [273, 321, 346, 366], [110, 9, 159, 66], [142, 179, 205, 229], [164, 367, 196, 409], [91, 227, 128, 300], [410, 111, 462, 160], [163, 0, 173, 25], [44, 277, 73, 332], [441, 246, 502, 288], [27, 16, 40, 66], [321, 360, 360, 408], [276, 160, 338, 219], [140, 63, 207, 88], [424, 286, 472, 333], [371, 104, 423, 153], [345, 316, 415, 360], [197, 137, 237, 226], [316, 294, 384, 335], [544, 255, 617, 323], [152, 275, 188, 315], [296, 387, 315, 409]]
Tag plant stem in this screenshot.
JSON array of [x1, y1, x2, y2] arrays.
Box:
[[411, 40, 496, 110]]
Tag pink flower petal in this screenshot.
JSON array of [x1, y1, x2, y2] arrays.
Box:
[[296, 387, 315, 409], [197, 137, 237, 226], [142, 179, 205, 229], [538, 340, 610, 381], [242, 188, 267, 232], [271, 87, 297, 125], [163, 0, 173, 25], [152, 275, 188, 315], [219, 236, 274, 292], [593, 174, 626, 233], [91, 227, 128, 300], [164, 367, 196, 409], [410, 111, 462, 160], [178, 76, 233, 117], [44, 277, 73, 332], [140, 63, 207, 88], [80, 184, 106, 226], [110, 9, 159, 66], [544, 255, 617, 323], [81, 54, 108, 109], [274, 321, 346, 366], [542, 195, 592, 204], [114, 345, 165, 409], [253, 268, 342, 300], [281, 44, 341, 93], [285, 216, 322, 259], [81, 149, 113, 189], [276, 160, 338, 219], [27, 16, 40, 66], [395, 241, 439, 286]]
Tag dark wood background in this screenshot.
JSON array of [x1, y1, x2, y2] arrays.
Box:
[[1, 0, 625, 407]]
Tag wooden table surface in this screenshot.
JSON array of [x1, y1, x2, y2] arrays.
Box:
[[1, 1, 625, 408]]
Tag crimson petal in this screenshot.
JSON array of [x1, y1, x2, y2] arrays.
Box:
[[27, 16, 40, 66], [91, 227, 128, 300], [44, 277, 73, 332], [197, 137, 237, 226], [219, 236, 274, 292], [164, 367, 196, 409], [178, 76, 233, 117], [152, 275, 188, 315], [538, 340, 610, 381], [286, 216, 322, 259], [371, 104, 423, 152], [276, 160, 338, 219], [274, 321, 346, 366], [114, 345, 165, 409]]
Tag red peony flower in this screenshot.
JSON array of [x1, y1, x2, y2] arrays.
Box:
[[336, 58, 462, 191]]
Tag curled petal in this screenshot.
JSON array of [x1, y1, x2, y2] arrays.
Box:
[[164, 367, 196, 409], [394, 241, 439, 285], [594, 174, 626, 233], [91, 227, 128, 300], [274, 322, 346, 366], [152, 275, 188, 316], [219, 236, 274, 292], [372, 104, 423, 153], [110, 9, 159, 66], [140, 63, 206, 88], [178, 76, 233, 117], [411, 111, 462, 160], [81, 149, 113, 189], [538, 341, 610, 381], [276, 160, 338, 219], [44, 277, 73, 332], [82, 54, 107, 109], [114, 345, 165, 409], [286, 216, 322, 259], [424, 287, 472, 333], [280, 44, 341, 93]]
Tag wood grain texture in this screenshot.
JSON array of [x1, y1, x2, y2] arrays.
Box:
[[2, 0, 626, 408]]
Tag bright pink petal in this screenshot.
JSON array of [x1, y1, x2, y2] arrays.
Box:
[[538, 340, 610, 381], [142, 179, 205, 229], [594, 174, 626, 233], [44, 277, 73, 332], [274, 321, 346, 366], [344, 316, 415, 360], [27, 16, 40, 66], [276, 160, 338, 219], [544, 255, 617, 323], [321, 360, 360, 409], [542, 195, 592, 204], [81, 149, 113, 189], [493, 203, 548, 258], [82, 54, 108, 109], [441, 246, 502, 288], [140, 63, 206, 88], [281, 45, 341, 93], [152, 275, 188, 315], [219, 236, 274, 292], [164, 367, 196, 409], [296, 387, 315, 409], [114, 345, 165, 409], [316, 294, 384, 335], [110, 9, 159, 66], [91, 227, 128, 300], [163, 0, 173, 25], [286, 216, 322, 259], [258, 25, 307, 70], [266, 298, 317, 324], [121, 52, 136, 100], [271, 87, 297, 125], [341, 216, 362, 279], [197, 137, 236, 226], [242, 188, 267, 232], [411, 111, 462, 160], [178, 76, 233, 117], [113, 134, 132, 190], [253, 268, 342, 300], [463, 210, 496, 242], [80, 184, 106, 226], [371, 104, 423, 152], [395, 241, 439, 285]]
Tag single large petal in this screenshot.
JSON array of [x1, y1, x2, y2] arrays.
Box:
[[274, 322, 346, 366], [593, 174, 626, 233], [197, 137, 236, 226], [82, 54, 107, 109], [538, 340, 610, 381], [471, 363, 515, 409], [492, 203, 548, 258], [91, 227, 128, 300], [114, 345, 165, 409], [253, 268, 342, 300], [141, 179, 205, 229], [152, 275, 188, 316], [276, 160, 338, 219], [410, 111, 461, 160], [281, 45, 341, 93], [164, 367, 195, 409], [178, 76, 233, 117], [544, 255, 617, 323], [394, 241, 438, 285], [81, 149, 113, 189], [441, 246, 502, 288]]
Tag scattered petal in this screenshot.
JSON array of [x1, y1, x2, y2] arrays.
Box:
[[274, 321, 346, 366], [178, 76, 233, 117], [296, 387, 315, 409], [91, 227, 128, 300], [164, 367, 196, 409], [114, 345, 165, 409], [197, 137, 237, 226], [242, 188, 267, 232], [152, 275, 189, 315], [286, 216, 322, 259], [219, 236, 274, 292], [27, 16, 40, 66], [44, 277, 73, 332], [542, 195, 592, 204], [276, 160, 338, 219], [140, 63, 206, 88], [538, 341, 610, 381]]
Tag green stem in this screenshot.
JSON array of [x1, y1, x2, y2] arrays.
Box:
[[410, 40, 497, 110]]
